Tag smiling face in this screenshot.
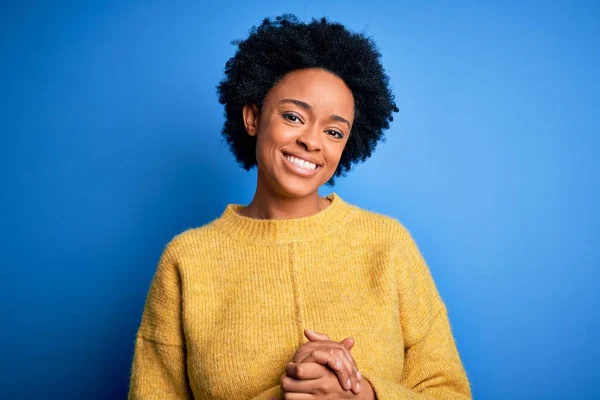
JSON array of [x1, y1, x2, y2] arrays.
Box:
[[242, 68, 355, 198]]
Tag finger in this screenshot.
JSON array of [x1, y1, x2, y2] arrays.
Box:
[[280, 373, 318, 395], [304, 329, 330, 341], [285, 361, 328, 380], [297, 350, 351, 391], [282, 393, 313, 400], [340, 337, 361, 381], [336, 347, 361, 393], [315, 349, 353, 391], [300, 350, 343, 374], [340, 337, 355, 351], [299, 345, 356, 391]]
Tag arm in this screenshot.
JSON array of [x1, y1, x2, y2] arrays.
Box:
[[361, 223, 472, 400], [361, 306, 471, 399], [128, 241, 193, 399]]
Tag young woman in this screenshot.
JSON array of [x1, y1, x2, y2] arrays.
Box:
[[128, 14, 471, 400]]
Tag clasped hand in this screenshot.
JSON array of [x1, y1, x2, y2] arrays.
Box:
[[278, 329, 366, 399]]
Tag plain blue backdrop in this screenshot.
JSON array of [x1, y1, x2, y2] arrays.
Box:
[[1, 2, 598, 399]]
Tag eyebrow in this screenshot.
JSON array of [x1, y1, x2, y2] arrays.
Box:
[[279, 98, 351, 129]]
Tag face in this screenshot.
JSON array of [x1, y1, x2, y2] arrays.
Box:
[[243, 68, 355, 198]]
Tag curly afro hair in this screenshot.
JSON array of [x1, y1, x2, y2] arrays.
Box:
[[217, 14, 399, 186]]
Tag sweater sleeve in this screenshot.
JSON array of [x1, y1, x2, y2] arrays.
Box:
[[361, 223, 472, 400], [248, 385, 282, 400], [128, 241, 193, 399]]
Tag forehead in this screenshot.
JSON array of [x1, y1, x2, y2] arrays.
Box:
[[265, 68, 355, 118]]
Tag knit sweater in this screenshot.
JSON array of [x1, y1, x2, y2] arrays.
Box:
[[128, 193, 472, 399]]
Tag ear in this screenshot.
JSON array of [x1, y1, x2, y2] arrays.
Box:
[[242, 103, 260, 137]]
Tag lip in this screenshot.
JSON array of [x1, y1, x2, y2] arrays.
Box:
[[281, 152, 321, 177]]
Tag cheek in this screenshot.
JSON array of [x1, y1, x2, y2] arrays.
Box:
[[325, 143, 347, 167], [256, 124, 294, 157], [254, 129, 282, 169]]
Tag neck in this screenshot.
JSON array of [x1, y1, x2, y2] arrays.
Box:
[[212, 192, 354, 245], [240, 174, 330, 220]]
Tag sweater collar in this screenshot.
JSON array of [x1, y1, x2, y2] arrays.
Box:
[[212, 193, 356, 245]]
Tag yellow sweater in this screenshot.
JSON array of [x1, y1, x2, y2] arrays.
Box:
[[128, 193, 471, 399]]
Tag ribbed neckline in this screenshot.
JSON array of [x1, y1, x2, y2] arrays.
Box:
[[211, 193, 356, 244]]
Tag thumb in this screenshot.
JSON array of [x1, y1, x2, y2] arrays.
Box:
[[340, 337, 355, 350], [304, 329, 331, 341]]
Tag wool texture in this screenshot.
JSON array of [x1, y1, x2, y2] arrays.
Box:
[[128, 193, 472, 399]]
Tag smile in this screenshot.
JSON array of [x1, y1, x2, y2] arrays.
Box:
[[281, 152, 322, 177], [283, 154, 318, 170]]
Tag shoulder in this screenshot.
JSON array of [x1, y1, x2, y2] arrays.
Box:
[[158, 219, 227, 262], [343, 200, 425, 261], [345, 200, 414, 241]]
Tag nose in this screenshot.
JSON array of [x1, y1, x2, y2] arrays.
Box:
[[296, 125, 322, 152]]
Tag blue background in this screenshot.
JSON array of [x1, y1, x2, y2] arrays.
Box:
[[1, 2, 598, 399]]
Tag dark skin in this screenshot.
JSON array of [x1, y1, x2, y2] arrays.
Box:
[[241, 68, 375, 399], [240, 67, 353, 220]]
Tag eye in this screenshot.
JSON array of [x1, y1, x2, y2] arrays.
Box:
[[326, 130, 344, 139], [282, 113, 302, 123]]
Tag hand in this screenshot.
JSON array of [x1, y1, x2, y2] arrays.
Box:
[[280, 361, 360, 399], [293, 329, 362, 394]]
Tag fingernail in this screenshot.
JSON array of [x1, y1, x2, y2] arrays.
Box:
[[356, 381, 360, 391], [357, 370, 362, 380], [335, 360, 340, 369], [346, 378, 351, 389]]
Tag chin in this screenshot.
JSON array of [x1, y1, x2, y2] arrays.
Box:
[[276, 177, 321, 198]]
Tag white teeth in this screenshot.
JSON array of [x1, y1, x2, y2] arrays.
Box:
[[285, 155, 317, 170]]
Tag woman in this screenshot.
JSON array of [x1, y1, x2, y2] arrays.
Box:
[[128, 14, 471, 400]]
